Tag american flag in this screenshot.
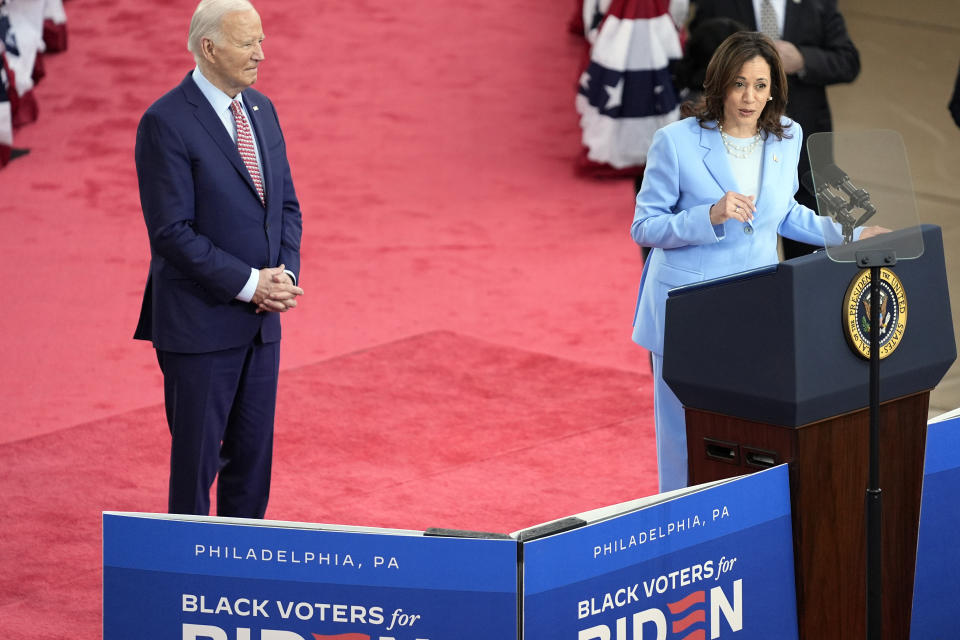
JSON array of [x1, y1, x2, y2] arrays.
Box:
[[43, 0, 67, 52], [1, 0, 41, 128], [0, 0, 18, 60], [0, 0, 14, 168], [576, 0, 683, 176], [2, 0, 38, 97]]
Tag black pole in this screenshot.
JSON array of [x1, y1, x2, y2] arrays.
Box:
[[866, 265, 882, 640]]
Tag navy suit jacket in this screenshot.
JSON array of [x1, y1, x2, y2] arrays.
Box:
[[134, 72, 302, 353]]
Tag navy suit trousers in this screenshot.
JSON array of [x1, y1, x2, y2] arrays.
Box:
[[157, 339, 280, 518]]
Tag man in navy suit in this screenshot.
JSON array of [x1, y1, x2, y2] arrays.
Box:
[[135, 0, 304, 518]]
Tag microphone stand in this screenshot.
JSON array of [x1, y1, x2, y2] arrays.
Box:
[[856, 250, 895, 640], [868, 261, 882, 640], [857, 250, 897, 640], [816, 165, 888, 640]]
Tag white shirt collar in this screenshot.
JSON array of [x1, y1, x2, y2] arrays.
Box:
[[192, 66, 245, 116]]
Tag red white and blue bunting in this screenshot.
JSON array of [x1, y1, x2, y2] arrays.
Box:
[[577, 0, 684, 174]]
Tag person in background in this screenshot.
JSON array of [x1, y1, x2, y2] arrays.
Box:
[[134, 0, 304, 518], [630, 31, 884, 491], [949, 58, 960, 129], [689, 0, 860, 259], [671, 16, 746, 105]]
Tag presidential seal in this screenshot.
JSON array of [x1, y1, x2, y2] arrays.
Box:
[[843, 268, 907, 360]]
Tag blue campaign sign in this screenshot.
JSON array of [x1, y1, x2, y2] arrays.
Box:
[[911, 414, 960, 639], [103, 514, 518, 640], [522, 466, 798, 639]]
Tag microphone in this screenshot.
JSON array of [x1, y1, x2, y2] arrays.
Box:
[[809, 163, 876, 243]]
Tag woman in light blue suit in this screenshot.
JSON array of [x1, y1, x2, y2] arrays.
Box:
[[631, 32, 884, 491]]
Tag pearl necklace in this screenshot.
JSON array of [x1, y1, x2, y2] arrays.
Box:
[[719, 123, 762, 159]]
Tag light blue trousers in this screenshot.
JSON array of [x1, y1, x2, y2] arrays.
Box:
[[652, 353, 688, 492]]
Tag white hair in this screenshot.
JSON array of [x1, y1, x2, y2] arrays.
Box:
[[187, 0, 257, 63]]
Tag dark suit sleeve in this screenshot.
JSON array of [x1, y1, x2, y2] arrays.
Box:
[[689, 0, 756, 33], [690, 0, 859, 87], [269, 104, 303, 283], [792, 0, 860, 87], [950, 60, 960, 129], [135, 111, 253, 303]]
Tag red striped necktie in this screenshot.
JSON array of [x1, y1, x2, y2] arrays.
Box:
[[230, 99, 265, 204]]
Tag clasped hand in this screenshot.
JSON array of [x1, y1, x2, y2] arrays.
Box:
[[774, 41, 804, 75], [252, 264, 304, 313]]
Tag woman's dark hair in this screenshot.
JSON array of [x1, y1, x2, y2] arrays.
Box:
[[680, 31, 790, 140]]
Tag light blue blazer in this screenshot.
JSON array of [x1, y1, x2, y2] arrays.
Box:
[[631, 116, 839, 355]]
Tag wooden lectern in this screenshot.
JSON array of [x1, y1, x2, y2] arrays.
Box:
[[662, 225, 956, 639]]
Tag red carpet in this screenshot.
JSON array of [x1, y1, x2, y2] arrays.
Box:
[[0, 0, 656, 637], [0, 0, 648, 445], [0, 331, 655, 638]]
